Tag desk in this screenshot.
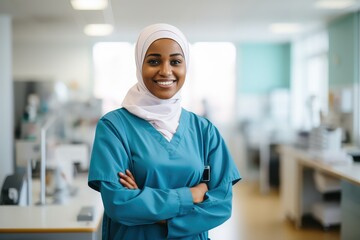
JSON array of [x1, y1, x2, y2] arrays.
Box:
[[279, 145, 360, 240], [0, 174, 103, 240]]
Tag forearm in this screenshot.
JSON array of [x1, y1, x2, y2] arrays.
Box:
[[167, 182, 233, 238], [100, 181, 194, 226]]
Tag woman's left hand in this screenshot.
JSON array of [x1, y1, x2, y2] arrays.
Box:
[[118, 169, 138, 189]]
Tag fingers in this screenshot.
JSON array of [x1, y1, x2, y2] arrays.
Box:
[[126, 169, 135, 181], [118, 170, 138, 189], [119, 176, 135, 189]]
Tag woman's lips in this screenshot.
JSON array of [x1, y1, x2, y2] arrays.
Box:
[[153, 80, 176, 88]]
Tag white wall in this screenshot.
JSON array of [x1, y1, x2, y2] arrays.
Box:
[[13, 40, 93, 100], [0, 15, 14, 188]]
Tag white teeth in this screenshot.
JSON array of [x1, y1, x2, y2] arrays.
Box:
[[157, 81, 173, 86]]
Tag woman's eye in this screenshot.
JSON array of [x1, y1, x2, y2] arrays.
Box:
[[147, 59, 160, 65], [171, 59, 182, 65]]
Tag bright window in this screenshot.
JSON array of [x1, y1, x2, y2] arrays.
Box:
[[291, 31, 329, 130], [93, 42, 136, 113], [183, 42, 236, 124]]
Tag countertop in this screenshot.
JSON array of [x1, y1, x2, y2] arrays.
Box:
[[0, 173, 103, 233]]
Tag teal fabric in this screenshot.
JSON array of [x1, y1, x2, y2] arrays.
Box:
[[88, 108, 241, 240]]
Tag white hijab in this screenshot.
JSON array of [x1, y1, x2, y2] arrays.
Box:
[[122, 23, 189, 141]]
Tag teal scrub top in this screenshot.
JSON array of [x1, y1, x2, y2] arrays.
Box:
[[88, 108, 241, 240]]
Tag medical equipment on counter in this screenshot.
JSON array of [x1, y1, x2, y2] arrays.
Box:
[[54, 144, 89, 171], [15, 140, 40, 167], [309, 126, 342, 152]]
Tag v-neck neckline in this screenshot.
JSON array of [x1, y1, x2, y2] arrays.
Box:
[[142, 108, 187, 153]]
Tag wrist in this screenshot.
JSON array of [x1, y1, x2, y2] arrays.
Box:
[[190, 184, 208, 203]]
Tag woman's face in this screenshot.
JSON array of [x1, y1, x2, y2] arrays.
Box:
[[142, 38, 186, 99]]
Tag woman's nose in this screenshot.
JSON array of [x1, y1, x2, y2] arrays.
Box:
[[159, 63, 171, 76]]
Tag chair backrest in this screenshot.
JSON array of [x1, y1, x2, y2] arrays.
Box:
[[0, 170, 26, 205]]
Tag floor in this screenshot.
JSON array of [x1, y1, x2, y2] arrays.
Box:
[[209, 180, 340, 240]]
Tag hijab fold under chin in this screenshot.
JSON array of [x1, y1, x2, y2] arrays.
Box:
[[122, 23, 189, 141]]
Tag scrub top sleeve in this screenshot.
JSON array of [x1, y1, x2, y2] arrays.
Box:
[[88, 118, 130, 191], [100, 181, 194, 226], [207, 124, 241, 189], [167, 182, 233, 238], [175, 186, 195, 215]]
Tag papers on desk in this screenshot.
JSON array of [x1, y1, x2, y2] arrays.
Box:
[[308, 150, 353, 165]]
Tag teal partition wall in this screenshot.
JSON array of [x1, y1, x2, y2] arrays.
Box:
[[237, 43, 291, 94], [0, 15, 14, 189], [328, 11, 360, 145], [328, 13, 358, 87]]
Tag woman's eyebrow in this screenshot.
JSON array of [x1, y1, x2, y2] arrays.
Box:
[[145, 53, 161, 58], [145, 53, 184, 58], [170, 53, 184, 57]]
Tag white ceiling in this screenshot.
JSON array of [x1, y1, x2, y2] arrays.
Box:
[[0, 0, 359, 43]]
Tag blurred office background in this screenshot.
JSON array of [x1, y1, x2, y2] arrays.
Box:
[[1, 0, 360, 239]]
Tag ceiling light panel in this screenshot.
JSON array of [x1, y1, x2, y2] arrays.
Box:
[[84, 24, 113, 36], [71, 0, 108, 10], [314, 0, 356, 9], [269, 23, 302, 34]]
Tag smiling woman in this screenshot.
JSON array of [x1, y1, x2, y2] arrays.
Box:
[[88, 23, 241, 240]]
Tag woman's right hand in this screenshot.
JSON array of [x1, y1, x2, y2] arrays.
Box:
[[190, 183, 208, 203], [118, 169, 138, 189]]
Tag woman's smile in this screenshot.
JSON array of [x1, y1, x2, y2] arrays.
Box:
[[153, 79, 177, 88]]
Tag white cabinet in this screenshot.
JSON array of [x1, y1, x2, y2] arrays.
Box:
[[279, 146, 322, 227], [280, 151, 298, 222]]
